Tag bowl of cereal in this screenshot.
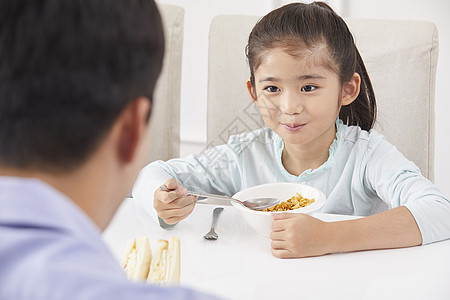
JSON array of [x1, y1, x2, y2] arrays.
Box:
[[232, 183, 326, 237]]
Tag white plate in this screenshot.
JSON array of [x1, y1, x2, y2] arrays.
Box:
[[232, 182, 326, 237]]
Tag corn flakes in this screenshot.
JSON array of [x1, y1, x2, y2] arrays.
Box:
[[262, 192, 314, 212]]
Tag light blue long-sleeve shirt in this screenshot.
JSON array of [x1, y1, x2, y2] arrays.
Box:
[[133, 120, 450, 245], [0, 177, 220, 300]]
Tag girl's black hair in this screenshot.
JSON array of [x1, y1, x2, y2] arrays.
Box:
[[246, 2, 377, 131]]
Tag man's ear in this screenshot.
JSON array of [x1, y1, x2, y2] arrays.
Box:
[[117, 97, 151, 163], [341, 72, 361, 106], [246, 79, 258, 103]]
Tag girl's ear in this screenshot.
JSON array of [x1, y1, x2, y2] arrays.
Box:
[[341, 72, 361, 106], [246, 79, 258, 103]]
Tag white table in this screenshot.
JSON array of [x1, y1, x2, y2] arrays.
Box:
[[102, 198, 450, 300]]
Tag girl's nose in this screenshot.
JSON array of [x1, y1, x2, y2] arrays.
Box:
[[279, 92, 302, 115]]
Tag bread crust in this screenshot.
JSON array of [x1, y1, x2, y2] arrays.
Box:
[[121, 237, 152, 281]]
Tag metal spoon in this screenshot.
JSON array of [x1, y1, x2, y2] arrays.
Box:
[[159, 186, 279, 210]]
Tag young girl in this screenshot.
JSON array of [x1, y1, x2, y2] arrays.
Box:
[[133, 2, 450, 258]]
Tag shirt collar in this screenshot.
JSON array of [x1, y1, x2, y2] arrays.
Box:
[[0, 176, 102, 240], [273, 118, 343, 180]]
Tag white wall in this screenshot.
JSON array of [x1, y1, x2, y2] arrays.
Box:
[[157, 0, 450, 196]]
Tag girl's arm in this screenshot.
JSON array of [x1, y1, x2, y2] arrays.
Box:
[[331, 206, 422, 251], [271, 139, 450, 258], [270, 206, 421, 258], [132, 141, 242, 225]]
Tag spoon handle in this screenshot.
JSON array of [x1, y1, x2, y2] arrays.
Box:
[[186, 191, 238, 204], [159, 186, 239, 204]]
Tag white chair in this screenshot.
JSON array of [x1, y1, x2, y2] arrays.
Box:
[[147, 4, 184, 162], [207, 16, 438, 181]]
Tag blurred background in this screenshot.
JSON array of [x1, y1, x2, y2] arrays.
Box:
[[155, 0, 450, 196]]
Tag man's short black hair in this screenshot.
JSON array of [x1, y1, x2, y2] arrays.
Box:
[[0, 0, 164, 172]]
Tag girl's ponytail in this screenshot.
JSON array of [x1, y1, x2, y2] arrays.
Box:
[[339, 48, 377, 131]]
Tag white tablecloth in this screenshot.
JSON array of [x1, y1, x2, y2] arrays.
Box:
[[102, 198, 450, 300]]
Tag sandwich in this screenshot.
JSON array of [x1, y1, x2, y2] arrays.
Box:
[[121, 236, 180, 284], [121, 237, 152, 281], [147, 237, 180, 284]]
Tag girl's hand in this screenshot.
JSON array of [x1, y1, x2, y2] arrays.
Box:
[[270, 213, 333, 258], [153, 178, 197, 225]]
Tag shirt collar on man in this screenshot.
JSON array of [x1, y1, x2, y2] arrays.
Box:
[[0, 176, 102, 241]]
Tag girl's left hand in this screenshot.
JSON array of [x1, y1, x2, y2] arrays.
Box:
[[270, 213, 333, 258]]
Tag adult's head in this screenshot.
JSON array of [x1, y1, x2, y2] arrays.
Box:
[[0, 0, 164, 229], [0, 0, 164, 172]]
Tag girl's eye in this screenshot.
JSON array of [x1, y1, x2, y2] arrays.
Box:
[[301, 85, 317, 92], [264, 86, 280, 93]]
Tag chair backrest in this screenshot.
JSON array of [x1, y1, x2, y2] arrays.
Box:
[[207, 16, 438, 181], [147, 4, 184, 162]]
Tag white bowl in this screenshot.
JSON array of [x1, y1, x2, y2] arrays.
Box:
[[232, 183, 326, 237]]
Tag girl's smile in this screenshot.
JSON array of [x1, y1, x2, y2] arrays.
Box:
[[281, 122, 307, 132]]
